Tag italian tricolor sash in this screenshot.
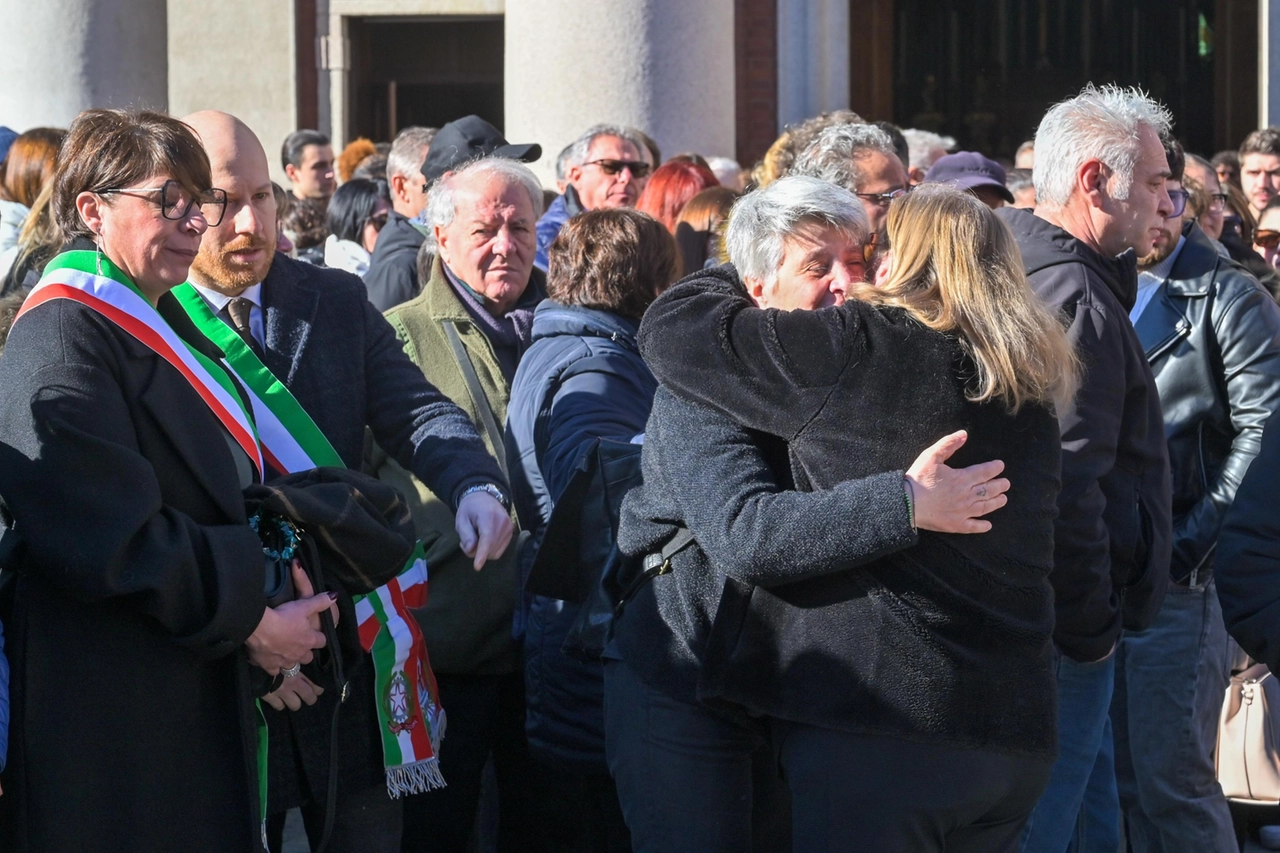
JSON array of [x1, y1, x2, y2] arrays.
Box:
[[17, 252, 265, 474], [170, 282, 446, 799]]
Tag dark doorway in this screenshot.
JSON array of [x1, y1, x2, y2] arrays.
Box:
[[347, 15, 504, 143], [889, 0, 1244, 159]]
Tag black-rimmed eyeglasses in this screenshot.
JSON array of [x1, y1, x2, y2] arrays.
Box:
[[99, 179, 228, 227]]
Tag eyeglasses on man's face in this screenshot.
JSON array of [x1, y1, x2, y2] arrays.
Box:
[[99, 179, 228, 227], [1167, 189, 1190, 218], [1208, 192, 1229, 213], [583, 159, 652, 179], [855, 187, 909, 208]]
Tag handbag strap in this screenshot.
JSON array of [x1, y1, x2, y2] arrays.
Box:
[[442, 321, 508, 480], [615, 526, 696, 618]]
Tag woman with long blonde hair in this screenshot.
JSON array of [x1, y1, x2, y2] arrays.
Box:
[[620, 177, 1078, 850]]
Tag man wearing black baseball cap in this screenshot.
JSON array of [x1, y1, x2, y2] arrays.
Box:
[[924, 151, 1016, 209], [421, 114, 541, 183]]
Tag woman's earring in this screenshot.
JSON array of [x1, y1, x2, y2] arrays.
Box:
[[94, 231, 104, 276]]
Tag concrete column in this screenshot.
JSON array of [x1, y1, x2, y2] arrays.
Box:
[[0, 0, 167, 129], [504, 0, 736, 188], [776, 0, 850, 130], [1262, 0, 1280, 128]]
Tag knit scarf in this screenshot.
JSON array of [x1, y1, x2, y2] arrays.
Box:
[[441, 262, 538, 379], [170, 283, 446, 802]]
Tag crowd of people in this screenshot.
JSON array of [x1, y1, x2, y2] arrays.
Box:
[[3, 79, 1280, 853]]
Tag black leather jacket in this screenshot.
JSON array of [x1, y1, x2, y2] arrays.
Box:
[[1135, 223, 1280, 585]]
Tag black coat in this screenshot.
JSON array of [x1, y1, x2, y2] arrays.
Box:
[[998, 207, 1172, 662], [0, 296, 266, 851], [363, 210, 425, 312], [1216, 413, 1280, 671], [1134, 223, 1280, 585], [253, 253, 505, 811], [638, 268, 1062, 757]]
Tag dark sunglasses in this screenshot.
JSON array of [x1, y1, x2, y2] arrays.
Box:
[[367, 211, 389, 232], [584, 159, 652, 179], [1256, 230, 1280, 250], [99, 179, 228, 227]]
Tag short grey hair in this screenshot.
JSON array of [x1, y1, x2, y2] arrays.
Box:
[[726, 176, 869, 286], [564, 124, 644, 171], [902, 129, 955, 171], [387, 126, 438, 180], [554, 143, 575, 182], [423, 157, 545, 251], [791, 123, 899, 192], [1033, 84, 1173, 208]]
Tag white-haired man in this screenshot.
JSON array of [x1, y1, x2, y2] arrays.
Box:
[[535, 124, 648, 270], [791, 122, 909, 235], [363, 125, 436, 311], [373, 155, 547, 852], [997, 85, 1175, 853]]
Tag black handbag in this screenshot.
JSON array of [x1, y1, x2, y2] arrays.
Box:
[[525, 438, 693, 660]]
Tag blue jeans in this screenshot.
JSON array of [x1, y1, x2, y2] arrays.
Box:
[[1108, 579, 1235, 853], [1019, 651, 1118, 853]]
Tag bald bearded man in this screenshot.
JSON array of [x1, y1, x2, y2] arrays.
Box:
[[180, 111, 513, 852]]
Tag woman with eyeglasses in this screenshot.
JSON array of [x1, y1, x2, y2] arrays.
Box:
[[0, 109, 334, 852], [323, 176, 391, 278]]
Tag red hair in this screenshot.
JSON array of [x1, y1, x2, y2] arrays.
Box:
[[635, 160, 719, 233]]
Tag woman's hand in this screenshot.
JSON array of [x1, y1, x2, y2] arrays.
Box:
[[455, 491, 514, 571], [246, 562, 339, 675], [906, 430, 1010, 534], [261, 673, 325, 712]]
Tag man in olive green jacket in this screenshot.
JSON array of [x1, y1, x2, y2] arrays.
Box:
[[375, 153, 547, 852]]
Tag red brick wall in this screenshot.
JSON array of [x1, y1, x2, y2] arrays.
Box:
[[735, 0, 778, 169]]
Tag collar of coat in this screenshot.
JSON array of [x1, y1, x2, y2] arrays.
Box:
[[1162, 222, 1228, 299]]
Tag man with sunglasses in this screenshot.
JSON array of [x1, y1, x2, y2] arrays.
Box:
[[535, 124, 649, 270], [1114, 136, 1280, 852]]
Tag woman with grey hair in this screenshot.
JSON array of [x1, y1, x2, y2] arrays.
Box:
[[604, 177, 1043, 851]]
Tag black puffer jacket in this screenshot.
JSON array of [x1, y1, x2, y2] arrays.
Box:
[[637, 267, 1063, 757], [999, 207, 1172, 662], [1135, 223, 1280, 585]]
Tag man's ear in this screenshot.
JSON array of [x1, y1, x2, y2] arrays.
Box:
[[1079, 158, 1108, 209], [434, 224, 450, 264], [390, 173, 409, 203], [284, 163, 299, 185], [566, 164, 582, 187], [744, 275, 768, 307], [908, 166, 926, 185]]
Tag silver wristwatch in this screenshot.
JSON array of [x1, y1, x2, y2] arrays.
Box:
[[460, 482, 510, 511]]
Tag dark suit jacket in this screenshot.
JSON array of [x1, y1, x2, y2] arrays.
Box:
[[0, 296, 266, 852], [253, 252, 505, 809]]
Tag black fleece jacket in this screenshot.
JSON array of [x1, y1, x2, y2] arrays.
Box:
[[636, 267, 1062, 757], [998, 207, 1171, 662]]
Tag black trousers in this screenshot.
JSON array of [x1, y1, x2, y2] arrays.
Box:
[[603, 658, 791, 853], [265, 783, 402, 853], [530, 759, 632, 853], [773, 721, 1053, 853], [400, 671, 539, 853]]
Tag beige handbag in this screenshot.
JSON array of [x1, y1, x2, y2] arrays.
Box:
[[1217, 662, 1280, 803]]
